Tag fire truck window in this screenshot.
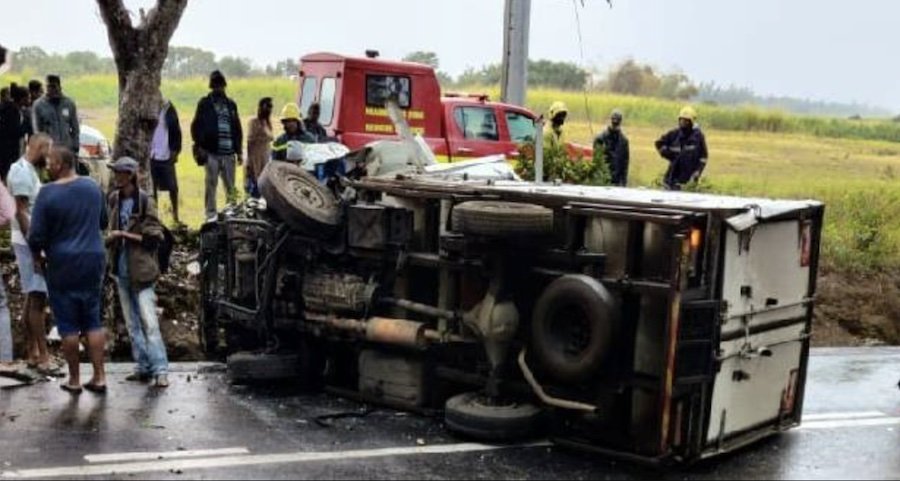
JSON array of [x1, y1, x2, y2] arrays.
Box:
[[454, 107, 500, 141], [320, 78, 337, 126], [300, 77, 318, 117], [366, 75, 411, 109], [506, 111, 536, 143]]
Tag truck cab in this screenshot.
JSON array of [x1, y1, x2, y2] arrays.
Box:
[[297, 52, 538, 162], [441, 94, 537, 160]]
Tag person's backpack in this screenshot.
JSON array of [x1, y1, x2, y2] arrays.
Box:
[[139, 193, 175, 275]]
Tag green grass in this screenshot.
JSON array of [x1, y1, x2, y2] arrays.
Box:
[[480, 86, 900, 144], [9, 75, 894, 272], [563, 123, 900, 272]]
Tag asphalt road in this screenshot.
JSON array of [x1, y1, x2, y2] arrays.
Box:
[[0, 348, 897, 480]]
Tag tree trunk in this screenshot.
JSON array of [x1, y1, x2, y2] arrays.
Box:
[[97, 0, 187, 189]]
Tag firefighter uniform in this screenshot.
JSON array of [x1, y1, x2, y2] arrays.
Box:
[[655, 106, 709, 190], [272, 103, 315, 162], [543, 101, 569, 151]]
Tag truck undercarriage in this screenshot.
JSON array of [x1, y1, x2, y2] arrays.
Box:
[[199, 161, 824, 465]]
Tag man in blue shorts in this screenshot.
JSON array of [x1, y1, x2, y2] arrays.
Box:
[[28, 146, 108, 395]]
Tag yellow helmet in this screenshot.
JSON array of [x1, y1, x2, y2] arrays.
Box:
[[280, 103, 302, 122], [548, 101, 569, 119], [679, 106, 698, 122]]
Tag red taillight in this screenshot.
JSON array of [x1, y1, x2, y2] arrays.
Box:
[[800, 221, 812, 267], [688, 227, 704, 276]]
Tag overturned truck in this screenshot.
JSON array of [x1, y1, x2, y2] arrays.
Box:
[[199, 161, 824, 465]]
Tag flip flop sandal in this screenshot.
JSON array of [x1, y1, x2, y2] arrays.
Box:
[[60, 384, 83, 395], [83, 383, 108, 395]]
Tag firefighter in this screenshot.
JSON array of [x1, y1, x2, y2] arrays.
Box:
[[543, 101, 569, 151], [594, 109, 630, 186], [655, 106, 708, 190], [271, 103, 314, 163]]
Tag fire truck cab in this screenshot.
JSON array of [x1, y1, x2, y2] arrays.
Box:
[[296, 52, 540, 162]]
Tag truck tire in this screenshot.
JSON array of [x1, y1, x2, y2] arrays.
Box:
[[531, 275, 618, 384], [451, 201, 553, 237], [259, 161, 341, 237], [444, 392, 544, 442], [227, 352, 302, 384]]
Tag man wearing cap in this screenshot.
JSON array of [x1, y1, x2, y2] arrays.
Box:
[[655, 106, 709, 190], [31, 75, 80, 154], [594, 110, 631, 187], [106, 157, 169, 389], [271, 103, 315, 163], [191, 70, 243, 219]]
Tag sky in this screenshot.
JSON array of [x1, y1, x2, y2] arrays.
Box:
[[1, 0, 898, 111]]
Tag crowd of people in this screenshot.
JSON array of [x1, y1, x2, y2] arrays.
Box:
[[0, 75, 169, 392], [0, 69, 334, 395]]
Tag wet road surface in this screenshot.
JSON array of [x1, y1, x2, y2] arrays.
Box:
[[0, 348, 897, 480]]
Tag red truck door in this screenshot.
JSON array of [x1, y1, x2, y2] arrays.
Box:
[[445, 103, 520, 160]]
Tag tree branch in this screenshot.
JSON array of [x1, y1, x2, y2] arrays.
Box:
[[96, 0, 137, 77], [140, 0, 189, 69]]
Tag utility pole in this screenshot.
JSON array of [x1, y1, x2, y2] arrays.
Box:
[[500, 0, 531, 107]]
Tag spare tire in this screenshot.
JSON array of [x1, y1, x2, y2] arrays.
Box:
[[451, 201, 553, 237], [259, 161, 341, 237], [445, 392, 544, 442], [531, 275, 618, 384]]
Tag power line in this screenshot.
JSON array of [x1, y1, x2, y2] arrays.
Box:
[[571, 0, 596, 138]]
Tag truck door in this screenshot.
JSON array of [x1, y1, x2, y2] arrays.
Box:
[[447, 105, 513, 160], [502, 109, 538, 157]]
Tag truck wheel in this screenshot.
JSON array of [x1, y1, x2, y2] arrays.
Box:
[[444, 392, 544, 442], [259, 161, 341, 237], [531, 275, 618, 384], [227, 352, 302, 384], [451, 201, 553, 237]]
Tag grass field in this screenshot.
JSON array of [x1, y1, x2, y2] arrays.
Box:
[[11, 75, 894, 272]]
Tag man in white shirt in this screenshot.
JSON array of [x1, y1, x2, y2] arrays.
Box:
[[8, 133, 51, 372]]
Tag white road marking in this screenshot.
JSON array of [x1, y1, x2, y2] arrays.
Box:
[[4, 411, 897, 479], [1, 442, 553, 479], [84, 447, 250, 464], [802, 411, 887, 422], [799, 417, 900, 431]]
